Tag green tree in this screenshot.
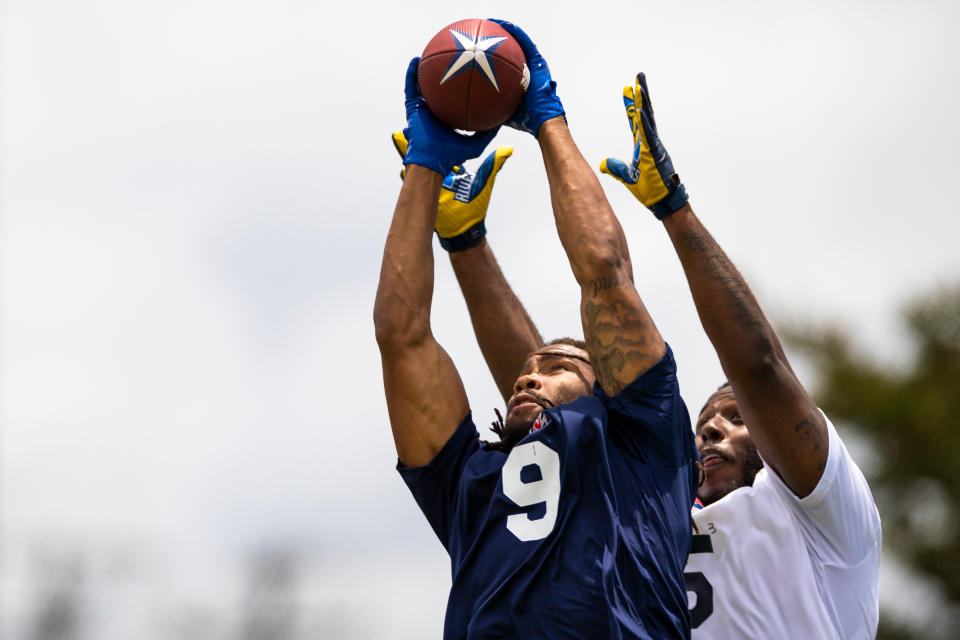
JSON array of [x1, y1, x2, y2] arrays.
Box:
[[786, 284, 960, 639]]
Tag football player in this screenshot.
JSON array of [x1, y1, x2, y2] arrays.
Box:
[[396, 65, 884, 638], [375, 21, 699, 640], [600, 72, 882, 638]]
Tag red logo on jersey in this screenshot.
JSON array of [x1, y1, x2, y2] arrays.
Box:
[[530, 413, 549, 432]]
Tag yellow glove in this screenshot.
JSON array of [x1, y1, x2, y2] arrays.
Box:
[[392, 130, 513, 251], [599, 73, 688, 219]]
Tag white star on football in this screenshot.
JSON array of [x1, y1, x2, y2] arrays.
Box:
[[440, 30, 508, 91]]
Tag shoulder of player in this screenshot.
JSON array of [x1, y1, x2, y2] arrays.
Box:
[[766, 412, 873, 509]]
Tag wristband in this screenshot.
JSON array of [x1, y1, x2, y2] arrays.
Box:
[[438, 220, 486, 252]]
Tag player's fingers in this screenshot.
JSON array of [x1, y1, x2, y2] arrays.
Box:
[[636, 73, 647, 98], [637, 72, 658, 131], [466, 146, 512, 201], [488, 19, 539, 58], [491, 146, 514, 171], [473, 146, 512, 189], [621, 85, 638, 137], [638, 109, 657, 154], [599, 157, 635, 184], [404, 57, 422, 105], [392, 130, 409, 158]]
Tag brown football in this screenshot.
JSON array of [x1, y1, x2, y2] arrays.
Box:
[[417, 18, 529, 131]]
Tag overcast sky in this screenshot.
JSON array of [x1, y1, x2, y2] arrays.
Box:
[[2, 0, 959, 637]]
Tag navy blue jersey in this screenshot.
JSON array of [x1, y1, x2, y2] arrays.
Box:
[[398, 346, 699, 639]]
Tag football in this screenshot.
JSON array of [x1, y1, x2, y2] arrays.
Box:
[[418, 18, 529, 131]]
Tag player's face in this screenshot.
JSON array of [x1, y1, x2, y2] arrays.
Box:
[[695, 387, 764, 506], [503, 344, 596, 440]]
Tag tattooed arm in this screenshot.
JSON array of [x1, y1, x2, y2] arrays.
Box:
[[538, 117, 665, 396], [662, 203, 828, 497]]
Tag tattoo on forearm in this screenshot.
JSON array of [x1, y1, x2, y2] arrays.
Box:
[[587, 275, 625, 298], [681, 229, 765, 333], [794, 411, 828, 473], [584, 299, 656, 395]]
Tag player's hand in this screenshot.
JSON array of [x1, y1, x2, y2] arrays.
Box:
[[487, 19, 565, 138], [393, 130, 513, 251], [600, 73, 689, 219], [403, 57, 500, 176]]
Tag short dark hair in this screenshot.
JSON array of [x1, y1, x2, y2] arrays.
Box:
[[543, 337, 588, 352], [698, 381, 733, 418]]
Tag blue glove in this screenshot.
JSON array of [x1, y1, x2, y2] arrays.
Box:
[[403, 57, 500, 176], [599, 72, 688, 219], [393, 130, 514, 251], [487, 19, 565, 137]]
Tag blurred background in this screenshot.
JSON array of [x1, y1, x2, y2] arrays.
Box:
[[1, 1, 958, 638]]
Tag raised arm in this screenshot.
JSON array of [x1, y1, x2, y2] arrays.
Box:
[[391, 132, 541, 402], [600, 73, 827, 497], [662, 206, 826, 496], [373, 59, 498, 467], [489, 19, 665, 396], [539, 118, 664, 395], [449, 240, 543, 402]]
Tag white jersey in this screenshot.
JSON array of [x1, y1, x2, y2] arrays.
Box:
[[685, 414, 881, 639]]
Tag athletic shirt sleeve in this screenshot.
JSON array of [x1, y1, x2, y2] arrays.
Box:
[[763, 413, 882, 569], [595, 344, 695, 467], [396, 412, 481, 550]]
